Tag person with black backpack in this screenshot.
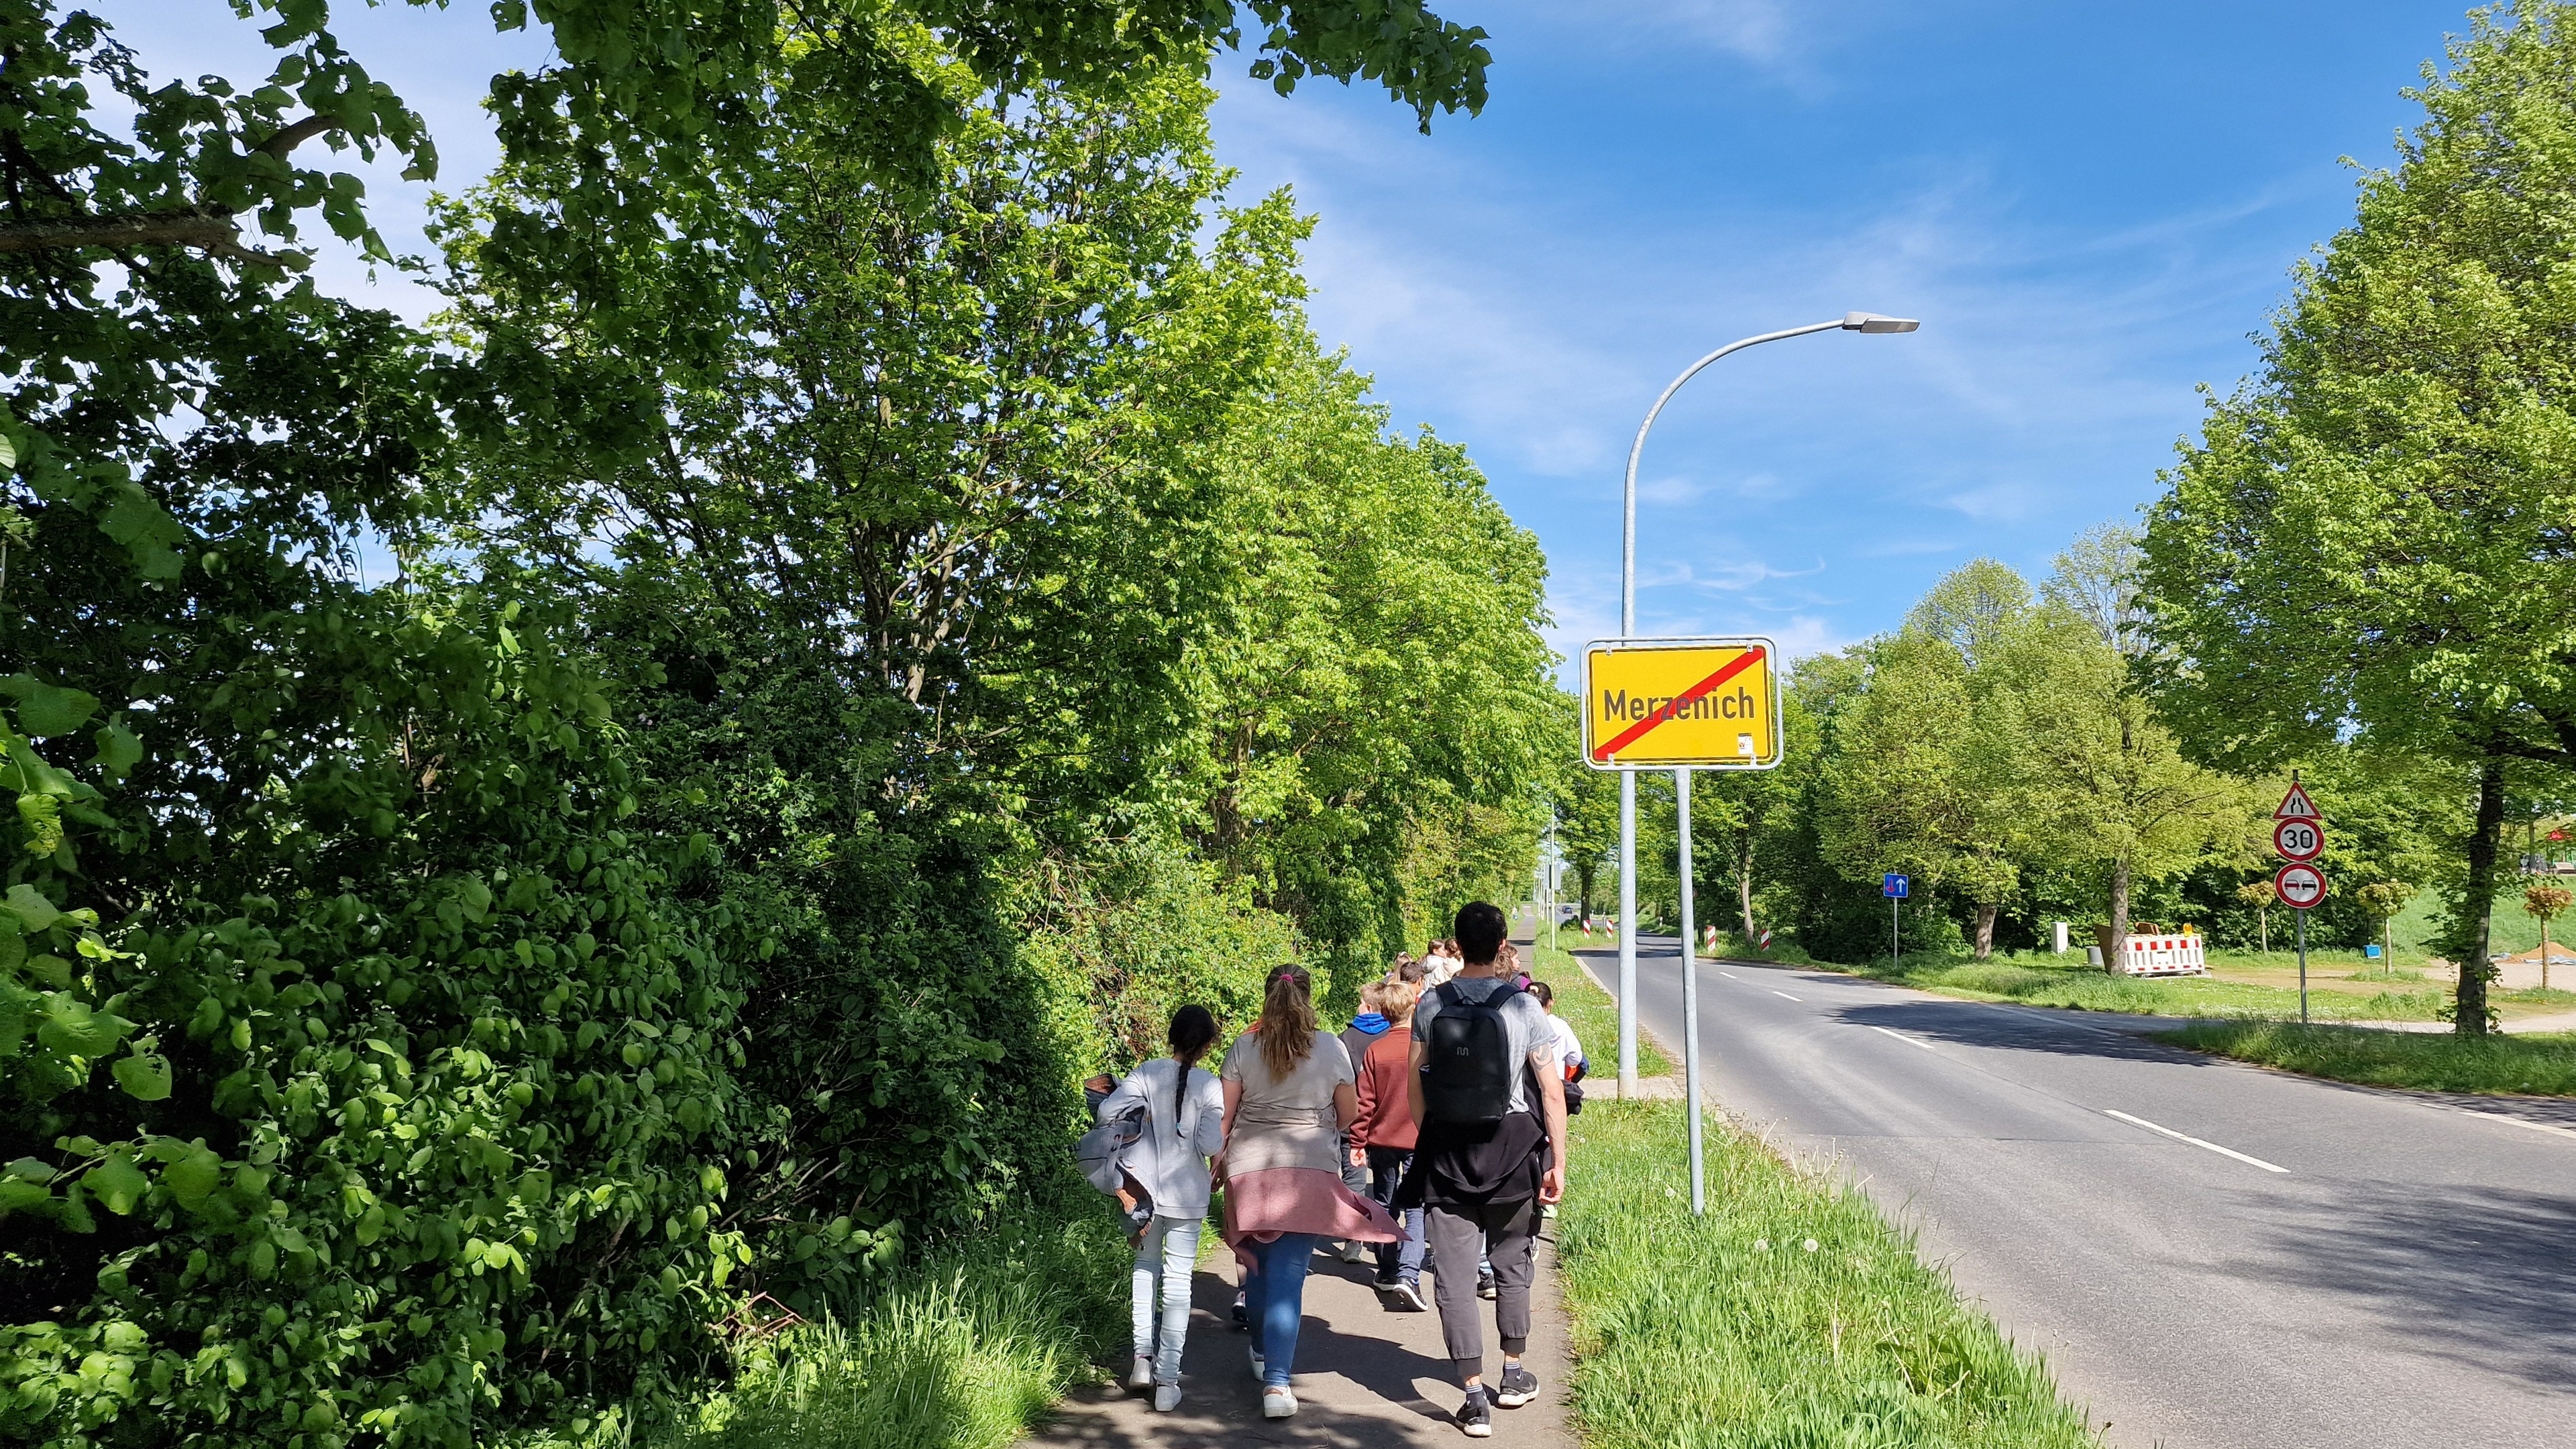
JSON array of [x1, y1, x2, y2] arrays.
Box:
[[1404, 902, 1569, 1438]]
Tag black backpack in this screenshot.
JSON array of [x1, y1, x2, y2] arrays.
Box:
[[1422, 980, 1525, 1124]]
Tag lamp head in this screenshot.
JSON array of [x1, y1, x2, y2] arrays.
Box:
[[1841, 312, 1920, 333]]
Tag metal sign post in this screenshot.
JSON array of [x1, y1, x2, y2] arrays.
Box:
[[1677, 769, 1704, 1215], [1619, 773, 1637, 1095], [2273, 772, 2328, 1024]]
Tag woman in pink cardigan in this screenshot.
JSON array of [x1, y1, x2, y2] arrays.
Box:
[[1219, 965, 1403, 1419]]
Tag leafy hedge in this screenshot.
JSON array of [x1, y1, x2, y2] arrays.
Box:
[[4, 594, 751, 1448]]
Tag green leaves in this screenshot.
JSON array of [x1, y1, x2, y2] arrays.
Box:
[[109, 1046, 172, 1102], [0, 676, 99, 737]]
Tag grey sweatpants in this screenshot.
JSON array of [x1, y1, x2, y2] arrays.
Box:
[[1425, 1197, 1538, 1380]]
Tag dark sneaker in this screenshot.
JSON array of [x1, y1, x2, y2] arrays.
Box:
[[1232, 1290, 1249, 1330], [1495, 1363, 1540, 1409], [1458, 1387, 1493, 1438], [1385, 1278, 1430, 1312], [1477, 1268, 1497, 1300]]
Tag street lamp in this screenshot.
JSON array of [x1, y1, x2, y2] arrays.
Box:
[[1613, 312, 1921, 1101]]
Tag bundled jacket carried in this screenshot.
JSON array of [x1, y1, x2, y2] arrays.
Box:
[[1097, 1057, 1226, 1216]]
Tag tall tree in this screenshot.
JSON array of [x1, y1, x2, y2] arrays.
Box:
[[1181, 344, 1556, 972], [2141, 3, 2576, 1030], [1997, 608, 2251, 967]]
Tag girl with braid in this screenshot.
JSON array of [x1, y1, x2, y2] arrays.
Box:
[[1097, 1005, 1225, 1411]]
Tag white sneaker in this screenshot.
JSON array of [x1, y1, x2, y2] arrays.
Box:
[[1340, 1240, 1373, 1263], [1152, 1384, 1182, 1413], [1248, 1344, 1265, 1381], [1127, 1355, 1153, 1391], [1263, 1386, 1298, 1419]]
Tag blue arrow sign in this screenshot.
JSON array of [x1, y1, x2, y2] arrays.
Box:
[[1884, 873, 1910, 899]]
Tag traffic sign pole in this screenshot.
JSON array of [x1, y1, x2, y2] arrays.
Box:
[[2272, 771, 2329, 1023], [2297, 904, 2308, 1024], [1617, 771, 1637, 1096], [1676, 769, 1704, 1216]]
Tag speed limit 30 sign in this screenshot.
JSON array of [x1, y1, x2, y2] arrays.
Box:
[[2273, 818, 2324, 862], [2275, 861, 2328, 910]]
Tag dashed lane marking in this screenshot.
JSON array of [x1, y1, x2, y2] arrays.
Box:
[[1870, 1025, 1936, 1051], [2104, 1109, 2288, 1173], [1773, 991, 1803, 1002]]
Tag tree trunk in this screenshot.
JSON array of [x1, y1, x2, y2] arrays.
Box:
[[1574, 865, 1597, 921], [2107, 855, 2132, 974], [2458, 760, 2506, 1036], [1737, 837, 1757, 938], [1973, 904, 1997, 960]]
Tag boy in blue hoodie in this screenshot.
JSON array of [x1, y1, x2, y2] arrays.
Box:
[[1329, 985, 1397, 1262]]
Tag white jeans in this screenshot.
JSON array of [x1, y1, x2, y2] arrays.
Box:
[[1130, 1213, 1201, 1385]]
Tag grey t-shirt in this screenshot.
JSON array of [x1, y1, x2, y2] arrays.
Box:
[[1411, 975, 1553, 1116]]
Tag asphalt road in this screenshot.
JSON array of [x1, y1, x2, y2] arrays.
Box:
[[1579, 934, 2576, 1449]]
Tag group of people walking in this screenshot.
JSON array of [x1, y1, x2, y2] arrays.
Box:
[[1091, 902, 1584, 1436]]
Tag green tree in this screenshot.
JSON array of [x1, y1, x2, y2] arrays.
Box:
[[2142, 3, 2576, 1031], [1690, 694, 1819, 940], [2359, 880, 2417, 973], [1992, 606, 2250, 968], [1181, 344, 1556, 977], [1551, 694, 1623, 920]]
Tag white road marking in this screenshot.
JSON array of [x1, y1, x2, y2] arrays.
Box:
[[2104, 1109, 2289, 1173], [1870, 1025, 1935, 1051], [1719, 971, 1740, 981], [2455, 1109, 2576, 1141], [1773, 991, 1802, 1002]]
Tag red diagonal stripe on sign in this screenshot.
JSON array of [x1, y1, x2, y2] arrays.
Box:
[[1593, 647, 1766, 763]]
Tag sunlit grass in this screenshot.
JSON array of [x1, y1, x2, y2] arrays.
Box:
[[2156, 1021, 2576, 1097], [521, 1218, 1126, 1449], [1556, 1102, 2100, 1448]]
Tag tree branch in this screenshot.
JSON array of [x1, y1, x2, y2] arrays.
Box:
[[0, 207, 290, 266], [258, 114, 346, 159]]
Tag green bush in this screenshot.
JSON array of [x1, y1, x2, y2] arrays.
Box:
[[4, 596, 751, 1448]]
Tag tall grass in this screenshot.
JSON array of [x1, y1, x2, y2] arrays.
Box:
[[1556, 1102, 2099, 1449], [2157, 1021, 2576, 1097], [523, 1216, 1127, 1449]]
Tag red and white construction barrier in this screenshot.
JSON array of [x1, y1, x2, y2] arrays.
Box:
[[2112, 928, 2208, 977]]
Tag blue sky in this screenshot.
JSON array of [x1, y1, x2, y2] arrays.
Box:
[[127, 1, 2474, 665]]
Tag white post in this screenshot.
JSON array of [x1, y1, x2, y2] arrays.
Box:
[[1678, 768, 1704, 1215], [2053, 920, 2069, 955], [1617, 771, 1638, 1095]]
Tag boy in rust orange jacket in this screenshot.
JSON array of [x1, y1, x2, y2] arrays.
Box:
[[1350, 979, 1428, 1308]]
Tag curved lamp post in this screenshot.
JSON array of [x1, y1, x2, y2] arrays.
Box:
[[1613, 313, 1921, 1104]]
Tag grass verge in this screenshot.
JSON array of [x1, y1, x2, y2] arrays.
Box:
[[1764, 938, 2465, 1022], [526, 1216, 1126, 1449], [2154, 1020, 2576, 1097], [1556, 1101, 2099, 1448], [1529, 941, 1676, 1077]]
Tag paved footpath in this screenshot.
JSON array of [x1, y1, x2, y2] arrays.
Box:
[[1025, 1234, 1575, 1448], [1027, 933, 1578, 1449]]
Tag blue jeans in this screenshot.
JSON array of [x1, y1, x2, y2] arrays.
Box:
[[1366, 1146, 1426, 1286], [1243, 1232, 1320, 1387]]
